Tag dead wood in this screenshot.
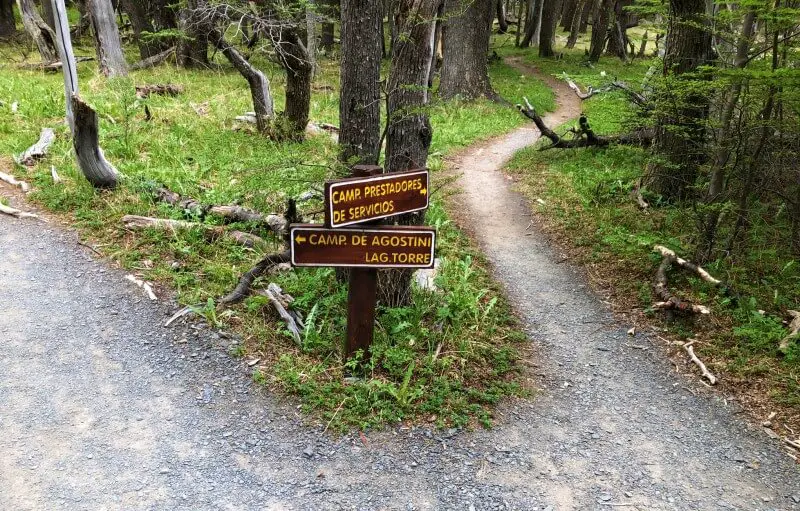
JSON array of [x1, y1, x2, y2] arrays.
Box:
[[652, 245, 722, 315], [135, 84, 184, 99], [564, 79, 651, 110], [121, 215, 266, 248], [258, 283, 303, 346], [130, 46, 176, 71], [18, 56, 93, 71], [124, 274, 157, 300], [71, 95, 120, 189], [220, 251, 291, 304], [50, 165, 61, 184], [15, 127, 55, 167], [684, 341, 717, 384], [779, 310, 800, 355], [0, 202, 39, 219], [517, 97, 654, 150], [633, 178, 649, 210], [0, 171, 31, 193]]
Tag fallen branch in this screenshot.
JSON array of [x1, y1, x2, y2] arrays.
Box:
[[121, 215, 266, 248], [164, 305, 195, 327], [208, 205, 286, 233], [135, 84, 184, 99], [18, 56, 93, 71], [654, 245, 722, 286], [779, 310, 800, 355], [258, 283, 302, 346], [517, 97, 654, 150], [51, 165, 61, 184], [633, 178, 649, 210], [567, 79, 611, 100], [652, 245, 722, 315], [130, 46, 176, 71], [15, 127, 55, 166], [124, 274, 157, 301], [220, 251, 291, 304], [0, 171, 31, 193], [684, 342, 717, 384], [0, 202, 39, 219]]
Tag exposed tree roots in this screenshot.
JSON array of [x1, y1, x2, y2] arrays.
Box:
[[517, 97, 654, 150]]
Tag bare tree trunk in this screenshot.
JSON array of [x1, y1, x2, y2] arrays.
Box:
[[72, 95, 121, 188], [538, 0, 562, 57], [496, 0, 508, 33], [588, 0, 612, 61], [566, 0, 586, 48], [561, 0, 577, 30], [427, 1, 444, 89], [177, 0, 208, 68], [88, 0, 127, 76], [382, 0, 438, 307], [50, 0, 77, 130], [306, 0, 318, 78], [520, 0, 542, 47], [340, 0, 383, 164], [277, 28, 312, 141], [605, 0, 630, 61], [40, 0, 55, 29], [440, 0, 494, 99], [119, 0, 161, 59], [643, 0, 712, 202], [579, 0, 592, 32], [17, 0, 58, 62], [0, 0, 16, 39]]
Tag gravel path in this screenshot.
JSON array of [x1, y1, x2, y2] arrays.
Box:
[[2, 61, 799, 510]]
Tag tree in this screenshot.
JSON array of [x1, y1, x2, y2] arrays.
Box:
[[565, 0, 587, 48], [178, 0, 209, 68], [0, 0, 15, 39], [496, 0, 508, 33], [88, 0, 128, 76], [520, 0, 542, 48], [381, 0, 439, 307], [119, 0, 163, 60], [588, 0, 613, 61], [643, 0, 712, 202], [439, 0, 495, 100], [538, 0, 562, 57], [339, 0, 383, 164], [16, 0, 58, 62]]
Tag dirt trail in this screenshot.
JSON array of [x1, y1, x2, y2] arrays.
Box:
[[1, 60, 799, 510]]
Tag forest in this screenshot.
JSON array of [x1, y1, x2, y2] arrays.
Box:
[[1, 0, 799, 433]]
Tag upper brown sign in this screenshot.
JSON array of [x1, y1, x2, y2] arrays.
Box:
[[324, 169, 429, 228], [290, 224, 436, 269]]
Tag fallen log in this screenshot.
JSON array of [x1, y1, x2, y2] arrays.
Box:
[[0, 171, 31, 193], [18, 56, 93, 71], [121, 215, 266, 248], [130, 46, 176, 71], [652, 245, 720, 315], [135, 84, 184, 99], [71, 95, 120, 189], [221, 251, 291, 304], [258, 283, 303, 346], [517, 97, 654, 150], [684, 341, 717, 384], [15, 127, 55, 167], [0, 202, 39, 219], [779, 310, 800, 355]]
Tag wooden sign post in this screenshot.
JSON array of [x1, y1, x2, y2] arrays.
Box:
[[290, 165, 434, 361]]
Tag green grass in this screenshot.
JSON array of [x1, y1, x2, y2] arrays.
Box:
[[0, 36, 552, 430], [502, 42, 800, 414]]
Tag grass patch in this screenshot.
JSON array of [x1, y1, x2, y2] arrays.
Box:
[[0, 37, 552, 430]]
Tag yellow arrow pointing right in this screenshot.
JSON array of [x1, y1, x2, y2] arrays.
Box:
[[420, 188, 427, 196]]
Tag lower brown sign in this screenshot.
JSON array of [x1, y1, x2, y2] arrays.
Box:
[[290, 224, 436, 269]]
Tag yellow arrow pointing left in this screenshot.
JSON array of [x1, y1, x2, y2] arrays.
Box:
[[295, 235, 307, 244]]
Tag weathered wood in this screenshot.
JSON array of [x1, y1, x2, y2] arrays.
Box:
[[87, 0, 128, 77], [684, 341, 717, 384], [15, 127, 55, 166], [130, 46, 176, 71], [258, 283, 302, 346], [208, 205, 286, 233], [779, 310, 800, 355], [0, 171, 31, 193], [124, 274, 157, 300], [18, 56, 93, 71], [71, 95, 121, 188], [0, 202, 39, 219], [652, 245, 721, 315], [346, 267, 377, 359], [135, 84, 184, 98], [17, 0, 58, 63], [121, 215, 266, 248], [50, 0, 78, 131], [220, 251, 291, 304]]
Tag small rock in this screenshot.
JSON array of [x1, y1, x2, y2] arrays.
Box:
[[303, 446, 314, 458], [599, 494, 612, 502], [159, 468, 170, 474]]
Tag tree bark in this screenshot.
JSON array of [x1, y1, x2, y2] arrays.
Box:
[[276, 28, 312, 141], [605, 0, 630, 61], [17, 0, 58, 62], [496, 0, 508, 33], [565, 0, 586, 48], [320, 0, 336, 51], [643, 0, 712, 202], [520, 0, 542, 47], [439, 0, 494, 100], [340, 0, 383, 164], [0, 0, 16, 39], [382, 0, 438, 307], [71, 95, 121, 188], [177, 0, 208, 68], [119, 0, 161, 59], [588, 0, 612, 61], [88, 0, 127, 77], [538, 0, 561, 57], [561, 0, 577, 30]]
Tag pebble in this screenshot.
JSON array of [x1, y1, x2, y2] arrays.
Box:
[[303, 446, 314, 458]]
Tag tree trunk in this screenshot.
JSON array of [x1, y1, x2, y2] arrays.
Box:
[[538, 0, 561, 57], [306, 0, 318, 78], [50, 0, 77, 131], [72, 95, 121, 188], [439, 0, 494, 100], [88, 0, 127, 77], [565, 0, 585, 48], [340, 0, 383, 164], [119, 0, 160, 59], [643, 0, 712, 202], [427, 0, 444, 89], [277, 28, 312, 141], [605, 0, 629, 61], [0, 0, 16, 39], [177, 0, 208, 68], [496, 0, 508, 33], [588, 0, 612, 61], [17, 0, 58, 62], [40, 0, 55, 30], [579, 0, 592, 32], [520, 0, 542, 47], [561, 0, 577, 30], [382, 0, 438, 307]]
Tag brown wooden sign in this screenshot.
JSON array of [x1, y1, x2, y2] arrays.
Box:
[[324, 169, 429, 228], [290, 224, 436, 269]]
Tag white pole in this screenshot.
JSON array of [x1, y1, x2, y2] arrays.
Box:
[[50, 0, 78, 133]]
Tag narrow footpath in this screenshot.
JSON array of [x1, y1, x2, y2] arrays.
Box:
[[1, 60, 799, 510]]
